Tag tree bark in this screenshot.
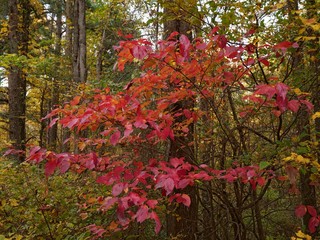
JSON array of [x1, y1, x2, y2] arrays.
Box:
[[8, 0, 30, 162], [162, 1, 198, 238], [47, 0, 62, 150], [72, 0, 87, 83]]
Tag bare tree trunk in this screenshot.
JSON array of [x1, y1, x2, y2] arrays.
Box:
[[47, 0, 62, 150], [72, 0, 80, 83], [96, 28, 106, 81], [8, 0, 30, 162], [72, 0, 86, 83], [78, 0, 87, 83]]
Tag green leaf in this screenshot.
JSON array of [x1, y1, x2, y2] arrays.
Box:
[[259, 161, 270, 169]]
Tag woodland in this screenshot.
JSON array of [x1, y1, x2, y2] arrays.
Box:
[[0, 0, 319, 239]]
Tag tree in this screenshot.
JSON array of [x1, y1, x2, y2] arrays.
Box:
[[24, 25, 317, 239], [7, 0, 31, 161]]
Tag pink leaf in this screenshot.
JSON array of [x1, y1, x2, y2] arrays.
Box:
[[170, 157, 184, 168], [150, 211, 161, 234], [136, 205, 149, 223], [288, 100, 300, 112], [112, 183, 124, 197], [295, 205, 307, 218], [132, 45, 148, 60], [164, 178, 175, 195], [124, 124, 133, 137], [110, 130, 121, 146], [179, 34, 190, 59], [48, 118, 59, 128], [101, 197, 118, 211], [275, 83, 289, 100], [247, 169, 256, 179], [177, 178, 191, 189], [66, 118, 78, 129], [180, 194, 191, 207], [300, 100, 314, 112]]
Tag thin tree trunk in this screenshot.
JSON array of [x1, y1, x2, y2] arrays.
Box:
[[72, 0, 80, 83], [78, 0, 87, 83], [96, 28, 106, 81], [48, 0, 62, 150]]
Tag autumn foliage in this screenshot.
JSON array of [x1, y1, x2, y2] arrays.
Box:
[[14, 29, 318, 237]]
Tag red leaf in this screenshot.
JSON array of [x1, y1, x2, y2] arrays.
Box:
[[210, 26, 219, 34], [307, 205, 317, 217], [217, 35, 227, 48], [274, 41, 293, 50], [124, 33, 134, 39], [245, 28, 255, 36], [170, 157, 184, 168], [112, 183, 124, 197], [256, 177, 266, 186], [300, 100, 314, 112], [147, 200, 158, 209], [136, 205, 149, 223], [124, 124, 133, 137], [70, 96, 81, 106], [66, 118, 78, 129], [167, 31, 179, 40], [223, 71, 234, 84], [308, 217, 319, 233], [110, 130, 121, 146], [150, 211, 161, 234], [45, 160, 58, 177], [295, 205, 307, 218], [259, 58, 270, 67], [288, 100, 300, 112], [177, 178, 191, 189], [275, 83, 289, 100], [180, 194, 191, 207], [59, 159, 70, 173], [247, 169, 256, 179], [255, 85, 276, 99]]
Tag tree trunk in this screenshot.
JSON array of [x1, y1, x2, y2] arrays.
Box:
[[96, 28, 106, 81], [47, 0, 62, 150], [72, 0, 87, 83], [8, 0, 30, 162], [162, 1, 198, 238], [78, 0, 87, 83]]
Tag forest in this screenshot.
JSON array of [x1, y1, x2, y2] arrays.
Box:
[[0, 0, 319, 239]]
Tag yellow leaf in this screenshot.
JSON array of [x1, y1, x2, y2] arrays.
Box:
[[311, 23, 320, 31], [9, 199, 19, 207], [295, 230, 312, 240], [312, 112, 320, 120]]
